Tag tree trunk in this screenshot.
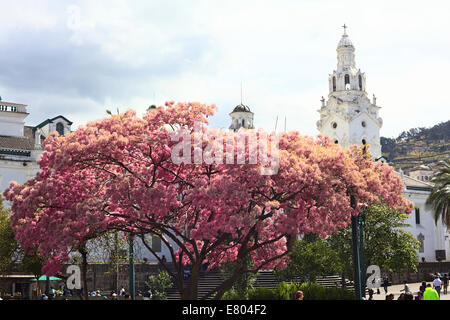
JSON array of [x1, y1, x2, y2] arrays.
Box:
[[212, 258, 246, 300], [79, 246, 89, 300], [213, 272, 242, 300], [341, 273, 346, 289], [180, 262, 201, 300]]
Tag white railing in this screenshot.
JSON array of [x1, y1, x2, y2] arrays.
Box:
[[0, 102, 27, 113]]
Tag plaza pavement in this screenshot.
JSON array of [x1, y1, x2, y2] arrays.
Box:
[[370, 282, 449, 300]]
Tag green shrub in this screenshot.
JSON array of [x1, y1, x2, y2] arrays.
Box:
[[275, 282, 300, 300], [298, 282, 353, 300], [223, 282, 353, 300], [248, 287, 277, 300], [221, 290, 241, 300], [145, 269, 173, 300]]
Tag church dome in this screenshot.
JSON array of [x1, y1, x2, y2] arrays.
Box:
[[232, 103, 251, 113], [338, 34, 354, 48]]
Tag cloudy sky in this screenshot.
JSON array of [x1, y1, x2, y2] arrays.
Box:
[[0, 0, 449, 138]]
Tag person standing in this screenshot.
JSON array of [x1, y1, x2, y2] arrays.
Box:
[[423, 284, 439, 300], [295, 291, 303, 300], [382, 276, 389, 294], [419, 281, 427, 294], [119, 286, 126, 296], [443, 274, 449, 294], [433, 276, 442, 298]]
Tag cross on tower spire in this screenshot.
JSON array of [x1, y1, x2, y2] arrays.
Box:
[[342, 23, 347, 35]]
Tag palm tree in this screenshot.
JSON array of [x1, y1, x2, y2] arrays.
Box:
[[426, 161, 450, 227]]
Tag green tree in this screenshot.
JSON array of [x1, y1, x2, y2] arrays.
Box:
[[87, 231, 129, 293], [220, 253, 257, 299], [275, 234, 343, 283], [146, 269, 173, 300], [327, 203, 420, 280], [0, 197, 19, 276], [426, 161, 450, 227], [21, 249, 45, 296]]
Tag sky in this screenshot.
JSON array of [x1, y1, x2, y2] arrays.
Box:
[[0, 0, 449, 138]]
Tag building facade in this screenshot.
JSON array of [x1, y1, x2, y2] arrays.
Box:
[[316, 28, 450, 263], [0, 98, 72, 196]]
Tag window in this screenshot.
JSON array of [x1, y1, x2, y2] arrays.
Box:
[[56, 122, 64, 136], [332, 122, 337, 129], [332, 76, 336, 91], [415, 207, 420, 225], [334, 140, 338, 144], [359, 75, 363, 90], [151, 236, 162, 252], [361, 121, 366, 127], [417, 233, 424, 253], [362, 139, 367, 145], [345, 74, 350, 85]]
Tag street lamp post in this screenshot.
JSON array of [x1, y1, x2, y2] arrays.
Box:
[[128, 234, 135, 300], [351, 215, 361, 300], [359, 213, 366, 299], [350, 195, 362, 300]]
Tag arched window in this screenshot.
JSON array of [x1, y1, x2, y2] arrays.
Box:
[[417, 233, 424, 253], [358, 75, 363, 90], [362, 139, 367, 145], [241, 119, 245, 127], [332, 76, 336, 91], [334, 139, 338, 144], [56, 122, 64, 136], [345, 74, 350, 85], [332, 122, 337, 129]]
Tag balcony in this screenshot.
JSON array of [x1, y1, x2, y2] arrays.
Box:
[[0, 102, 27, 113]]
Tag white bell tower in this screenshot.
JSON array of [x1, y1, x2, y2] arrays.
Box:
[[316, 25, 383, 159], [229, 103, 254, 132]]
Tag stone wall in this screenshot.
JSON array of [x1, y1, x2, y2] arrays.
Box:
[[384, 261, 450, 285]]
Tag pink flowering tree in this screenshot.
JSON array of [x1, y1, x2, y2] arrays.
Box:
[[4, 102, 411, 300]]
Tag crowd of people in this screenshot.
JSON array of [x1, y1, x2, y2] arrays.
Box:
[[377, 273, 448, 301]]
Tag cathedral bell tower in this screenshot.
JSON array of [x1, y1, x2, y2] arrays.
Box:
[[316, 25, 383, 159], [229, 103, 254, 132]]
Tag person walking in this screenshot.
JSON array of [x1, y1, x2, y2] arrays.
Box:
[[433, 276, 442, 298], [382, 276, 389, 294], [424, 284, 439, 300], [443, 274, 449, 294]]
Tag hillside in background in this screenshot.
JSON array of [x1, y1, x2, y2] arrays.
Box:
[[381, 120, 450, 172]]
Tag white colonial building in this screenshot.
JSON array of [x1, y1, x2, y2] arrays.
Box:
[[0, 98, 72, 195], [316, 28, 450, 262], [316, 26, 382, 159]]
